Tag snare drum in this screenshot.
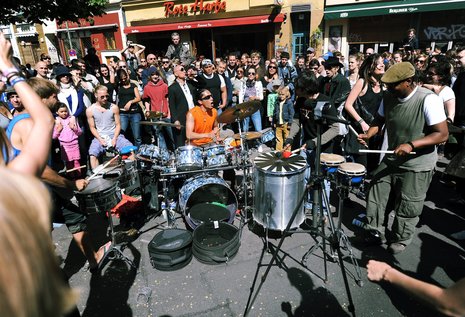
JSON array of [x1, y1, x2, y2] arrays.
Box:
[[204, 144, 229, 168], [337, 162, 366, 187], [176, 145, 203, 171], [75, 178, 122, 213], [320, 153, 345, 177]]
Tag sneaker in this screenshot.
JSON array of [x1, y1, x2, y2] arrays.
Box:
[[388, 242, 407, 254], [351, 229, 386, 246]]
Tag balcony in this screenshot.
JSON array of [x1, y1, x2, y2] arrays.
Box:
[[16, 24, 38, 38]]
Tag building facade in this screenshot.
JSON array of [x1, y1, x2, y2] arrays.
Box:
[[122, 0, 323, 61], [324, 0, 465, 56]]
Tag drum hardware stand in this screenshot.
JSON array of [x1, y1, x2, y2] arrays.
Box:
[[244, 113, 359, 317]]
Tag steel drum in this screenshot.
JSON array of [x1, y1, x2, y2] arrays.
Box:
[[253, 151, 307, 231], [75, 178, 122, 213]]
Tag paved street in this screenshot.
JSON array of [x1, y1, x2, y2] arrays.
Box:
[[52, 155, 465, 317]]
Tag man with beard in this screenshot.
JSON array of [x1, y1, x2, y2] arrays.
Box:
[[358, 62, 448, 254]]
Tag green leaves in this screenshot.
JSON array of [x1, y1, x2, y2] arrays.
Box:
[[1, 0, 109, 24]]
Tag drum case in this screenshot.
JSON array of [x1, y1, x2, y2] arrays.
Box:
[[148, 229, 193, 271], [192, 222, 240, 265]]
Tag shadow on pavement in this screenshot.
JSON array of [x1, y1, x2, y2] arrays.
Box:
[[281, 267, 350, 317]]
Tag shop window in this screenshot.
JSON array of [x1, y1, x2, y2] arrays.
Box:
[[292, 33, 307, 60], [104, 32, 116, 50]]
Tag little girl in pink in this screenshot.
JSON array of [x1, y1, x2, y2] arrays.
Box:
[[53, 103, 82, 178]]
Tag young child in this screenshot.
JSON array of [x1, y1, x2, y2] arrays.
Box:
[[52, 103, 82, 178], [273, 86, 294, 150], [266, 79, 282, 126]]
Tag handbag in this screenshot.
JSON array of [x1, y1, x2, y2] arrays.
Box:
[[352, 96, 374, 125]]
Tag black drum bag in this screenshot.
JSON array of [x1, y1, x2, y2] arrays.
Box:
[[192, 222, 240, 265], [148, 229, 193, 271]]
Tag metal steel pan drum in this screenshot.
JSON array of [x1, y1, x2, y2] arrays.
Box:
[[320, 153, 345, 177], [204, 144, 229, 168], [75, 178, 122, 213], [176, 145, 203, 171], [337, 162, 366, 187], [119, 159, 138, 189], [179, 175, 238, 229], [253, 151, 307, 231]]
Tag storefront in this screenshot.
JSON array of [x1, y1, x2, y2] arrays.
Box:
[[56, 11, 124, 63], [323, 0, 465, 56], [123, 0, 322, 61]]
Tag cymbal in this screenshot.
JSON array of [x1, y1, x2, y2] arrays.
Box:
[[232, 131, 262, 141], [146, 111, 165, 119], [217, 100, 261, 123], [140, 121, 183, 128]]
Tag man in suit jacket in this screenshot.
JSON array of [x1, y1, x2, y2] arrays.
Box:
[[320, 56, 351, 105], [169, 65, 196, 148]]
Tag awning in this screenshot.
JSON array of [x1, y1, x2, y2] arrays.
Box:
[[124, 14, 285, 34], [325, 0, 465, 20], [56, 23, 118, 32]]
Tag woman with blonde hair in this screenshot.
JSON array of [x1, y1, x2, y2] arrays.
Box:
[[0, 168, 76, 317]]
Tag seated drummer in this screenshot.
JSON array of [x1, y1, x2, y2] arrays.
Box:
[[186, 88, 221, 145], [186, 89, 236, 188], [86, 85, 134, 170]]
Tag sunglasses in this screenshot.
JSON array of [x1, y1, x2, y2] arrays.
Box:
[[120, 65, 127, 68], [43, 57, 51, 60], [268, 66, 277, 69], [416, 60, 426, 64], [237, 70, 244, 73], [201, 95, 213, 100], [99, 95, 109, 99], [140, 60, 146, 63], [162, 61, 170, 64], [310, 67, 319, 70], [248, 72, 256, 75]]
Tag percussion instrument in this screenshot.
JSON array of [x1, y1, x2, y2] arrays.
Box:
[[179, 175, 238, 229], [337, 162, 366, 187], [232, 131, 262, 141], [253, 151, 307, 231], [119, 159, 138, 189], [203, 144, 229, 168], [175, 145, 203, 171], [320, 153, 345, 178], [140, 121, 183, 128], [259, 128, 275, 144], [217, 100, 261, 124], [75, 178, 122, 213], [137, 144, 170, 171]]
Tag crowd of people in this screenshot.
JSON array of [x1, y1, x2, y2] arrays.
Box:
[[1, 26, 465, 316]]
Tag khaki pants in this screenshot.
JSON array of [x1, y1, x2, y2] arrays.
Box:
[[275, 123, 289, 151], [365, 162, 434, 245]]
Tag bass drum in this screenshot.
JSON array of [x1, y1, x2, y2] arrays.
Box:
[[253, 151, 307, 231], [179, 175, 237, 229]]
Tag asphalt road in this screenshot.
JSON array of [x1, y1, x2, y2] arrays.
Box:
[[52, 155, 465, 317]]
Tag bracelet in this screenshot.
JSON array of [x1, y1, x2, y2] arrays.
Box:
[[6, 71, 20, 80], [9, 76, 26, 86], [407, 141, 415, 151], [446, 117, 453, 124], [358, 119, 364, 124], [1, 67, 19, 78]]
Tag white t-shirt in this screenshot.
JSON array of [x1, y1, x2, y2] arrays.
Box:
[[438, 85, 455, 103], [378, 87, 446, 126]]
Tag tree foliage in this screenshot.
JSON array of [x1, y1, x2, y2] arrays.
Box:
[[1, 0, 109, 24]]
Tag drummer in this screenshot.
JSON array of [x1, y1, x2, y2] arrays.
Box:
[[186, 89, 236, 188], [185, 88, 221, 146]]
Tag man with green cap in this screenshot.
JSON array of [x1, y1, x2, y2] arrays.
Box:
[[358, 62, 448, 254]]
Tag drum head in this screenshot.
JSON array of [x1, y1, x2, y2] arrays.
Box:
[[79, 178, 116, 194], [254, 151, 307, 175], [320, 153, 345, 166], [338, 162, 366, 175], [189, 203, 230, 223]]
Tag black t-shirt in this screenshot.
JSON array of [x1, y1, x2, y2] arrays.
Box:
[[118, 83, 138, 114]]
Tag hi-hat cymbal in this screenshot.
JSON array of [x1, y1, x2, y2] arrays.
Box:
[[232, 131, 262, 141], [217, 100, 261, 124], [140, 121, 183, 128]]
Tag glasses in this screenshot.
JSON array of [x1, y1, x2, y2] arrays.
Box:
[[310, 67, 319, 70], [268, 66, 277, 69], [148, 57, 156, 60], [416, 60, 426, 64], [43, 57, 51, 60], [99, 95, 109, 99], [140, 60, 146, 63], [120, 65, 127, 68], [237, 70, 244, 73], [248, 72, 256, 75], [201, 95, 213, 100]]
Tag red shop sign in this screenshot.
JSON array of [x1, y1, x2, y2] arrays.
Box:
[[164, 0, 227, 17]]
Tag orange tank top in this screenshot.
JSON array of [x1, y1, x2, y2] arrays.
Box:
[[188, 106, 217, 146]]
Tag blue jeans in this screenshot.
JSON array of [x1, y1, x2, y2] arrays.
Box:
[[120, 113, 141, 147], [301, 148, 331, 211], [242, 110, 262, 132]]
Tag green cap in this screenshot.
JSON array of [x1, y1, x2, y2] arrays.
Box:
[[381, 62, 415, 83]]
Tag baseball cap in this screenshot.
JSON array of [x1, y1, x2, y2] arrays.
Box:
[[201, 59, 213, 67]]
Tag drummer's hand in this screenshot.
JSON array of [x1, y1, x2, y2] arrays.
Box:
[[74, 179, 89, 191], [357, 133, 369, 147], [98, 138, 106, 146], [174, 120, 181, 130], [283, 143, 292, 152], [111, 137, 117, 147], [394, 143, 413, 156]]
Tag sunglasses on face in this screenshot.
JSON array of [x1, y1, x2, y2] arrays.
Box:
[[201, 95, 213, 100], [416, 60, 425, 64], [248, 72, 256, 75], [140, 60, 146, 63], [99, 95, 109, 99], [268, 66, 277, 69], [43, 57, 51, 60], [120, 65, 127, 68]]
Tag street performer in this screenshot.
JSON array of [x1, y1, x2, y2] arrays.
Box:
[[186, 88, 221, 146], [357, 62, 448, 254]]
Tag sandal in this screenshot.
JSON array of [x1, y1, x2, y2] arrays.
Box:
[[89, 241, 112, 274]]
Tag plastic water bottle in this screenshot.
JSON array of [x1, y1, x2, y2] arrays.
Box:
[[352, 213, 367, 229]]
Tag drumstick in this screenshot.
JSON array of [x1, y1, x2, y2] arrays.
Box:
[[87, 155, 120, 181], [348, 125, 368, 148], [359, 149, 417, 155], [60, 165, 86, 174]]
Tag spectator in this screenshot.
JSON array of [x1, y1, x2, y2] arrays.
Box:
[[165, 32, 193, 66]]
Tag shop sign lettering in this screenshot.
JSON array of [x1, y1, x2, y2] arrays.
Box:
[[423, 24, 465, 40], [164, 0, 227, 18]]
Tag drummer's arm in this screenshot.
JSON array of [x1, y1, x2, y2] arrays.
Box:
[[185, 112, 214, 140], [112, 105, 121, 140], [285, 117, 301, 145], [318, 122, 340, 146], [41, 166, 87, 191], [86, 107, 103, 142]]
